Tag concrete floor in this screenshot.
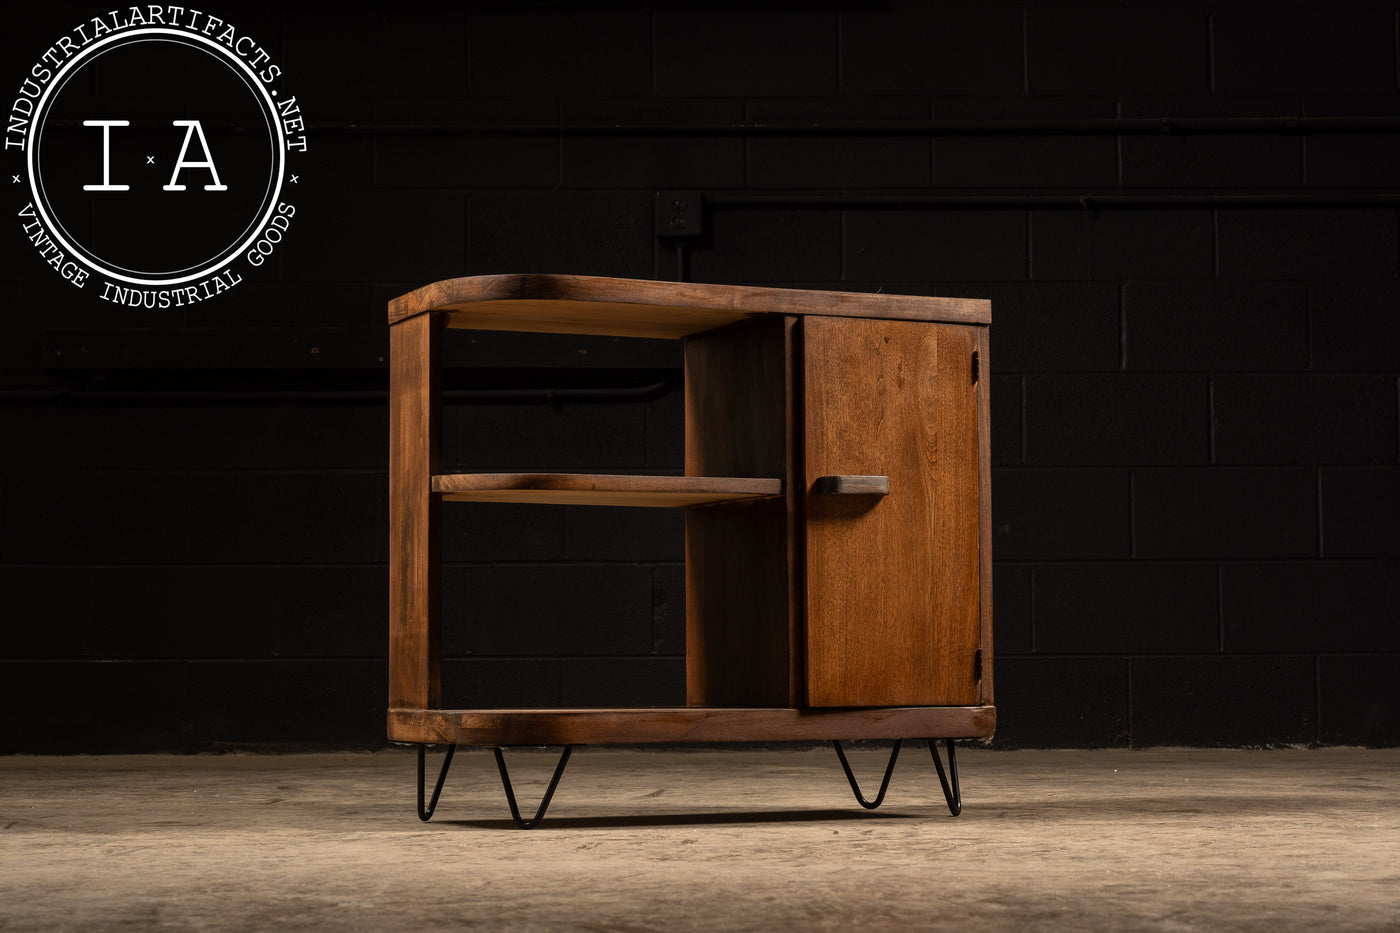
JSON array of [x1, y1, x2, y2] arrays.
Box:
[[1, 747, 1397, 932]]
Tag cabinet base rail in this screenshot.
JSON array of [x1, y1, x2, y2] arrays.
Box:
[[415, 738, 966, 827]]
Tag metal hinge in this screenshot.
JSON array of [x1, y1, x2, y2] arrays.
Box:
[[971, 350, 980, 383], [973, 648, 983, 682]]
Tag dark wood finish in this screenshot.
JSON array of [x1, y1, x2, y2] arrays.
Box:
[[388, 312, 444, 711], [388, 273, 991, 332], [802, 317, 983, 708], [975, 328, 994, 707], [812, 475, 891, 496], [388, 706, 997, 746], [684, 317, 792, 708], [433, 473, 781, 507], [387, 278, 994, 754]]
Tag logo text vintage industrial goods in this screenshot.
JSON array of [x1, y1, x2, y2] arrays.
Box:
[[7, 6, 308, 306]]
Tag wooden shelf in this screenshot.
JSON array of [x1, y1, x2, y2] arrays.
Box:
[[432, 472, 783, 507], [388, 706, 997, 746]]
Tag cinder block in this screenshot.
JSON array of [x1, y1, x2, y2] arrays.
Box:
[[652, 564, 685, 656], [1124, 282, 1308, 371], [444, 565, 652, 657], [646, 388, 684, 471], [1319, 654, 1400, 745], [1119, 97, 1303, 188], [83, 404, 386, 471], [1032, 210, 1214, 281], [654, 8, 836, 96], [287, 8, 462, 100], [442, 659, 561, 708], [841, 2, 1023, 95], [0, 661, 186, 753], [1217, 209, 1398, 280], [934, 98, 1118, 189], [1321, 469, 1400, 558], [187, 472, 385, 564], [1, 471, 188, 564], [845, 210, 1027, 282], [561, 658, 686, 706], [88, 566, 386, 659], [1024, 375, 1209, 465], [564, 509, 683, 562], [1213, 375, 1398, 465], [563, 98, 745, 188], [992, 563, 1032, 655], [687, 210, 843, 284], [993, 468, 1132, 559], [1213, 5, 1395, 94], [183, 660, 385, 749], [280, 190, 467, 285], [1035, 563, 1219, 654], [469, 8, 649, 96], [1130, 656, 1316, 746], [444, 400, 646, 472], [942, 282, 1118, 374], [747, 98, 931, 189], [1223, 561, 1400, 652], [0, 404, 85, 469], [989, 657, 1129, 748], [1309, 282, 1400, 371], [443, 503, 565, 563], [1134, 468, 1317, 559], [466, 192, 652, 279], [991, 375, 1022, 465], [0, 567, 91, 658], [376, 99, 559, 189], [1027, 4, 1208, 95]]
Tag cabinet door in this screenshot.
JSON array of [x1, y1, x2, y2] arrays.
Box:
[[803, 316, 981, 707]]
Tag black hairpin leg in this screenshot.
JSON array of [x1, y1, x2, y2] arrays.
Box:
[[492, 745, 574, 829], [418, 743, 457, 822], [832, 738, 903, 809], [928, 739, 961, 817]]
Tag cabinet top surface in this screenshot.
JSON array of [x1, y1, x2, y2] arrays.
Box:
[[388, 274, 990, 338]]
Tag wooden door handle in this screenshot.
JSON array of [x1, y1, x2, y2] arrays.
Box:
[[811, 475, 890, 496]]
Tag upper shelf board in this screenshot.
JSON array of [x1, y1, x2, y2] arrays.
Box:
[[388, 274, 990, 338]]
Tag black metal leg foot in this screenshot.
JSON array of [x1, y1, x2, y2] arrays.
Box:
[[492, 746, 574, 829], [418, 743, 457, 822], [928, 739, 961, 816], [832, 739, 902, 809]]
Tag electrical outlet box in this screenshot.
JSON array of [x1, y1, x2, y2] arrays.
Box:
[[655, 190, 702, 237]]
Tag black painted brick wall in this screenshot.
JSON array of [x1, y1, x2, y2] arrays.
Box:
[[2, 1, 1397, 751]]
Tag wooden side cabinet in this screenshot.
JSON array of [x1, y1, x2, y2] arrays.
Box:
[[387, 275, 993, 824]]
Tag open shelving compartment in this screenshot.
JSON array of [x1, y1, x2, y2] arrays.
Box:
[[388, 274, 993, 820]]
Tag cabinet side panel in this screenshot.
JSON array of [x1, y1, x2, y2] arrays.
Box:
[[389, 312, 443, 713], [804, 317, 981, 707], [685, 318, 791, 707], [976, 326, 993, 707]]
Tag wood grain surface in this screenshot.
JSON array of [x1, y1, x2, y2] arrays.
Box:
[[388, 273, 991, 332], [433, 473, 781, 507], [802, 317, 982, 708], [685, 317, 792, 707], [388, 312, 444, 711], [387, 705, 997, 746]]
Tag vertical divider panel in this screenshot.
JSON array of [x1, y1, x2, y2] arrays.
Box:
[[684, 317, 793, 707], [389, 311, 445, 712]]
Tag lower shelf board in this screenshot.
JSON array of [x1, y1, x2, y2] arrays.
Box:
[[388, 705, 996, 746]]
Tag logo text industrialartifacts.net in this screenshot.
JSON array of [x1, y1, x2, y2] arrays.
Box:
[[8, 6, 308, 307]]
